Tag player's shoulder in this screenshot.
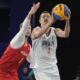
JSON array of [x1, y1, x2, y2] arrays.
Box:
[[4, 44, 14, 53], [32, 26, 40, 31], [32, 26, 41, 35], [54, 27, 61, 32], [51, 26, 56, 31]]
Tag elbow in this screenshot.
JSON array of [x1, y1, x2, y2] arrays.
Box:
[[65, 35, 69, 38], [64, 34, 70, 38], [64, 31, 70, 38]]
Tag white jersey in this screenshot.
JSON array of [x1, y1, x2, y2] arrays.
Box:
[[30, 27, 57, 69]]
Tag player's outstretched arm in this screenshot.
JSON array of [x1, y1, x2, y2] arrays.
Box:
[[10, 2, 40, 49]]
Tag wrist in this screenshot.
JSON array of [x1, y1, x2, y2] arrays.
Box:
[[27, 11, 33, 19], [66, 19, 70, 23]]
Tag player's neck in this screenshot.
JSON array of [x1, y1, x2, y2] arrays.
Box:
[[45, 27, 51, 36], [25, 36, 28, 40]]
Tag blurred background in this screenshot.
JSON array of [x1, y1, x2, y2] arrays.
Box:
[[0, 0, 80, 80]]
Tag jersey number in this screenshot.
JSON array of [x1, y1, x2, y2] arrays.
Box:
[[48, 48, 51, 54]]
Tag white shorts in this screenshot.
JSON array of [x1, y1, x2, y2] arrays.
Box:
[[33, 65, 60, 80]]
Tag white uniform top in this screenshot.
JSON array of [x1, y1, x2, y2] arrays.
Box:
[[30, 27, 57, 69]]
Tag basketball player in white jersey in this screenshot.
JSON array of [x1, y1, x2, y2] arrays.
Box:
[[27, 9, 71, 80]]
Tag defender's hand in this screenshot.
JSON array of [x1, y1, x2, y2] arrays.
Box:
[[29, 2, 40, 15]]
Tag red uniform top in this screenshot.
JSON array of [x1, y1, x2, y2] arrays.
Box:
[[0, 41, 30, 73]]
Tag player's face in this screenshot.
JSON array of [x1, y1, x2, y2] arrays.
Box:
[[25, 27, 31, 37], [39, 12, 52, 26]]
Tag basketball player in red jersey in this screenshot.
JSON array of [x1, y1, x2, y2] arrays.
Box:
[[0, 2, 40, 80]]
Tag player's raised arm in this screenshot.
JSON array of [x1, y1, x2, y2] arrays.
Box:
[[55, 11, 71, 38], [10, 2, 40, 49]]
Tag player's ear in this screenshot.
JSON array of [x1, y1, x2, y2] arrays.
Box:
[[39, 18, 41, 24], [19, 23, 23, 30]]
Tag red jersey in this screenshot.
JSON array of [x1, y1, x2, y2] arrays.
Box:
[[0, 41, 30, 72]]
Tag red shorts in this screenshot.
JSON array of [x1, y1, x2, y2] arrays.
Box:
[[0, 70, 18, 80]]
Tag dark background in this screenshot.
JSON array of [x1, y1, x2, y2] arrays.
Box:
[[0, 0, 80, 80]]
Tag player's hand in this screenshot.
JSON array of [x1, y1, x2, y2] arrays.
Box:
[[50, 17, 54, 25], [66, 9, 71, 20], [29, 2, 40, 15]]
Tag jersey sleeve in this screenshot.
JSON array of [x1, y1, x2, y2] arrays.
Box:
[[10, 18, 30, 49]]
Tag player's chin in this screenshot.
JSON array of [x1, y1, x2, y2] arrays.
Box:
[[44, 21, 48, 24], [25, 34, 30, 38]]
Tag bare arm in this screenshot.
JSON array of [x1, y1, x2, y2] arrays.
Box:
[[10, 2, 40, 49], [31, 18, 54, 39], [55, 11, 71, 38]]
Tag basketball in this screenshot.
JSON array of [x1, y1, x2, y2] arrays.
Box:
[[52, 4, 70, 21]]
